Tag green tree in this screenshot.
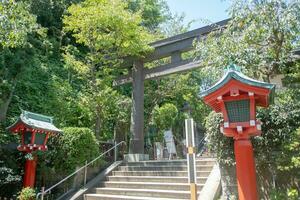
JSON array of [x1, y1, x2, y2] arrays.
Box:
[[29, 0, 82, 31], [0, 0, 41, 122], [0, 0, 39, 48], [195, 0, 300, 82], [274, 127, 300, 200], [126, 0, 170, 31], [63, 0, 152, 138]]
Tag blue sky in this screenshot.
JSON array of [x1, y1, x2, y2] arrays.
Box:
[[165, 0, 231, 30]]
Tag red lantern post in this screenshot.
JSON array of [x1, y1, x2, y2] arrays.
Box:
[[200, 65, 275, 200], [23, 155, 38, 188], [7, 110, 61, 188]]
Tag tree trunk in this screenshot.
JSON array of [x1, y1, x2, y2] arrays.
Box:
[[219, 162, 238, 200], [0, 80, 16, 123], [95, 108, 101, 140]]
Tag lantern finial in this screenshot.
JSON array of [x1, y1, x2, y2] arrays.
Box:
[[226, 63, 241, 72]]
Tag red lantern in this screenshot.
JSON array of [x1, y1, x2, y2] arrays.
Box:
[[200, 65, 275, 200], [7, 110, 61, 188]]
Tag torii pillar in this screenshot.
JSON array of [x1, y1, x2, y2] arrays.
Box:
[[126, 61, 149, 161]]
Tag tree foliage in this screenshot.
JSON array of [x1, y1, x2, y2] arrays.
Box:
[[63, 0, 152, 57], [62, 0, 153, 138], [0, 0, 39, 48], [127, 0, 170, 31], [54, 127, 99, 173], [254, 89, 300, 198], [142, 69, 211, 146], [195, 0, 300, 82], [0, 0, 43, 123], [153, 103, 178, 131]]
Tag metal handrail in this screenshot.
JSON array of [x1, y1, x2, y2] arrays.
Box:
[[36, 141, 126, 199], [197, 136, 207, 156]]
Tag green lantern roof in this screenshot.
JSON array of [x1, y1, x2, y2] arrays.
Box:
[[199, 64, 275, 101], [7, 110, 62, 133]]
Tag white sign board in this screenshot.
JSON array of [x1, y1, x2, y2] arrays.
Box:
[[164, 130, 176, 154]]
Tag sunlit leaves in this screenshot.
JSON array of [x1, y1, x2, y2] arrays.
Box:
[[63, 45, 89, 75], [63, 0, 153, 57], [153, 103, 178, 131], [0, 0, 39, 48]]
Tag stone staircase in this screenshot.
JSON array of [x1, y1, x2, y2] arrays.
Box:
[[84, 158, 216, 200]]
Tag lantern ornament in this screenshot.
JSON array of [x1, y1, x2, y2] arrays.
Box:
[[200, 64, 275, 200], [7, 110, 62, 188]]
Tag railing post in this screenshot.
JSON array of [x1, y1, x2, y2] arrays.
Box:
[[114, 140, 117, 162], [41, 187, 45, 200], [84, 160, 87, 185]]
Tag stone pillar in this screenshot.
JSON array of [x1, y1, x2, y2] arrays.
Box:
[[129, 60, 145, 154]]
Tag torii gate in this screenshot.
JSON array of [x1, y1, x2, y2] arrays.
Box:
[[114, 19, 230, 158], [114, 19, 300, 159]]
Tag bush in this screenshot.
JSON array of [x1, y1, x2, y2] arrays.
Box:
[[17, 187, 36, 200], [54, 127, 100, 173], [254, 89, 300, 199]]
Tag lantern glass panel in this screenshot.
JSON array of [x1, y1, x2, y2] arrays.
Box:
[[225, 99, 250, 122], [24, 132, 32, 145], [35, 133, 46, 145]]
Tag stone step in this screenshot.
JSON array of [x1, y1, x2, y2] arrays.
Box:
[[98, 181, 204, 190], [106, 176, 208, 184], [123, 159, 215, 167], [118, 165, 213, 171], [111, 170, 211, 177], [85, 194, 187, 200], [91, 188, 198, 199]]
